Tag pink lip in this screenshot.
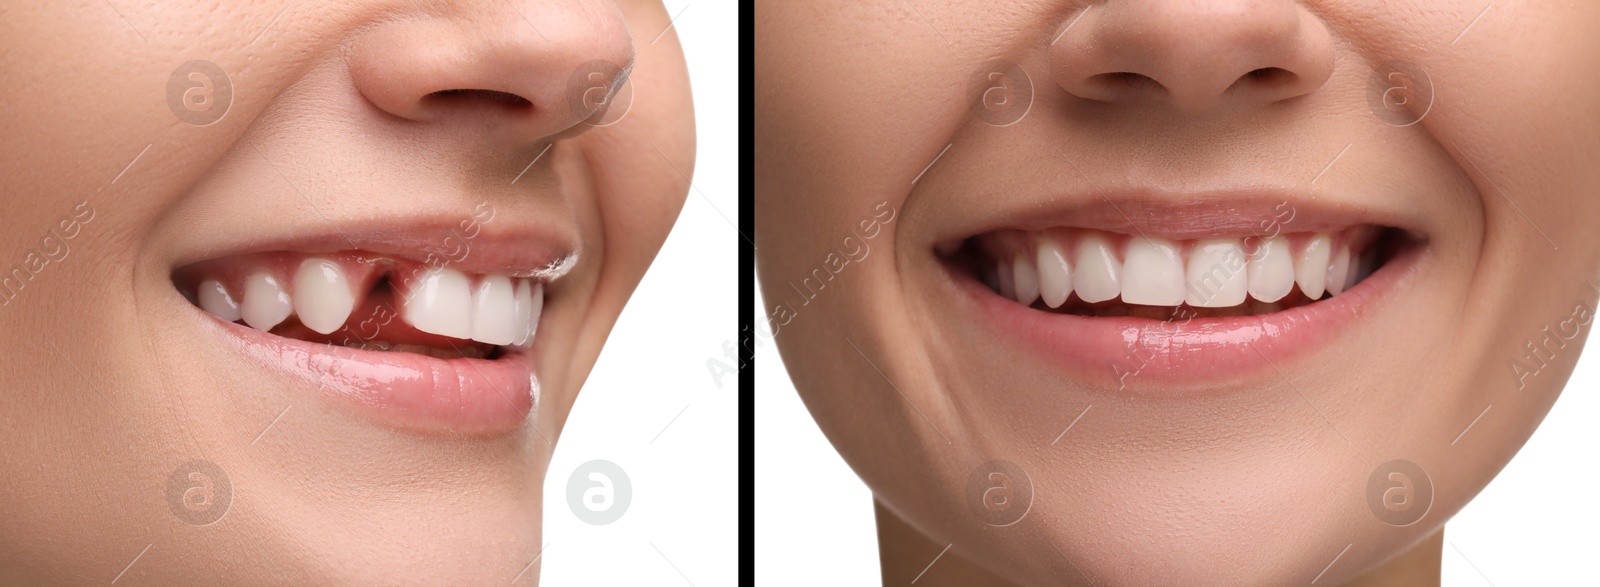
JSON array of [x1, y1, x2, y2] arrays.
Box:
[[211, 315, 536, 434], [946, 238, 1420, 397]]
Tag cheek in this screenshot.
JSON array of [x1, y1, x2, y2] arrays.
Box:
[[586, 59, 693, 291], [589, 0, 695, 273], [1433, 3, 1600, 444], [1419, 1, 1600, 258], [755, 3, 963, 248]]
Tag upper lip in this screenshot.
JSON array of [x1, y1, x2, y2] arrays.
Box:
[[171, 213, 581, 280], [932, 188, 1427, 246]]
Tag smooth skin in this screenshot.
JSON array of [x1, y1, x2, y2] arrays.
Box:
[[0, 0, 691, 584], [757, 1, 1600, 585]]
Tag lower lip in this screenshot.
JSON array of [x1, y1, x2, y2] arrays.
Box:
[[948, 244, 1419, 397], [211, 317, 536, 434]]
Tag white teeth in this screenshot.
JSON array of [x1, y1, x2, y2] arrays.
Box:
[[293, 258, 356, 335], [1035, 240, 1073, 308], [402, 266, 474, 340], [471, 275, 518, 345], [197, 260, 545, 349], [1326, 244, 1352, 296], [512, 280, 542, 347], [1185, 239, 1247, 308], [1121, 237, 1185, 306], [1246, 236, 1295, 303], [1012, 253, 1039, 306], [1073, 233, 1122, 303], [1295, 233, 1331, 300], [993, 229, 1369, 310], [241, 271, 293, 331], [198, 279, 242, 322]]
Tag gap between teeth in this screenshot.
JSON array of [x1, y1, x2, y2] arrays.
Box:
[[984, 229, 1374, 309], [198, 259, 542, 349]]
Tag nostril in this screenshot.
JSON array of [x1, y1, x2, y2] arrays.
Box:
[[424, 89, 533, 109], [1108, 72, 1162, 91], [1080, 72, 1166, 98], [1237, 67, 1296, 88]]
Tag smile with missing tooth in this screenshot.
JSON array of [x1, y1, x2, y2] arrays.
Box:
[[174, 251, 545, 359]]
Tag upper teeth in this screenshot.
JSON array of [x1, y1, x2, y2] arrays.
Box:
[[198, 279, 242, 323], [403, 266, 475, 340], [196, 257, 543, 348], [984, 229, 1370, 308], [295, 259, 356, 335], [241, 271, 293, 330], [470, 275, 518, 345]]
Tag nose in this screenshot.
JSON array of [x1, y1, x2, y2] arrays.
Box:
[[1049, 0, 1334, 113], [347, 0, 634, 146]]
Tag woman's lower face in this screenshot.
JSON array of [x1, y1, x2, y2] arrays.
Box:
[[757, 1, 1600, 585], [0, 0, 691, 583]]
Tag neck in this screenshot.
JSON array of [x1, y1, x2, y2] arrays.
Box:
[[874, 499, 1442, 586]]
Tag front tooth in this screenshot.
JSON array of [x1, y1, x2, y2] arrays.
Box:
[[512, 280, 543, 347], [1295, 233, 1331, 300], [241, 271, 292, 331], [402, 267, 473, 339], [1073, 233, 1122, 303], [294, 258, 355, 335], [1246, 236, 1294, 303], [471, 275, 518, 345], [1326, 244, 1352, 296], [1185, 239, 1247, 308], [198, 279, 242, 322], [1121, 237, 1185, 306], [1012, 253, 1040, 305], [1036, 239, 1073, 308]]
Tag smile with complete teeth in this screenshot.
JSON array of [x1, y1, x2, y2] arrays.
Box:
[[176, 251, 544, 356], [957, 226, 1394, 318]]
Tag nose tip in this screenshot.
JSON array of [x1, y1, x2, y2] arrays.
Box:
[[347, 1, 634, 145], [1050, 0, 1334, 114]]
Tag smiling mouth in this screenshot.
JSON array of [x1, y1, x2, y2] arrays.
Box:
[[167, 223, 577, 435], [933, 194, 1428, 392], [944, 224, 1414, 319], [174, 251, 544, 360]]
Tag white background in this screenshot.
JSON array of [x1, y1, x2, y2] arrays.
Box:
[[541, 2, 738, 585], [754, 284, 1600, 586]]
